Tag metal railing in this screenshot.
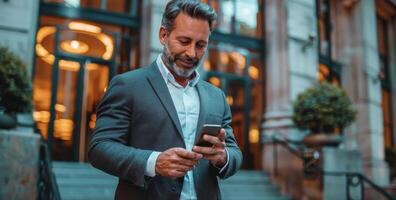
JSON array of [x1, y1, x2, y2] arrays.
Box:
[[37, 141, 61, 200], [267, 135, 396, 200]]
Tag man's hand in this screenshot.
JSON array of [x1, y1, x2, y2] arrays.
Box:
[[192, 128, 227, 168], [155, 148, 202, 178]]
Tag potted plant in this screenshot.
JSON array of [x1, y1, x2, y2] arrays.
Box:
[[0, 45, 32, 129], [292, 82, 357, 147]]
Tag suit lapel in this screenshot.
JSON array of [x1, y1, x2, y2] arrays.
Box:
[[194, 81, 209, 144], [146, 62, 184, 143]]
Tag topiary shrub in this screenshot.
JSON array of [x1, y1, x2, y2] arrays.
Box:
[[292, 82, 357, 134], [0, 45, 32, 113]]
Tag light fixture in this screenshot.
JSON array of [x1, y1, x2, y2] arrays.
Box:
[[60, 40, 89, 54], [249, 65, 259, 80], [55, 104, 67, 113], [68, 21, 102, 34], [54, 119, 74, 141], [220, 52, 229, 65], [36, 22, 114, 71], [249, 128, 260, 143], [230, 52, 246, 69], [209, 77, 221, 87]]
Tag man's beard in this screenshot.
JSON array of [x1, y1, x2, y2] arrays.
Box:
[[162, 44, 201, 78]]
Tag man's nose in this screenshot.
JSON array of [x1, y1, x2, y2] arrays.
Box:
[[185, 44, 197, 58]]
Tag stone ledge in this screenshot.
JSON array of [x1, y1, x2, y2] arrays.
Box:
[[0, 128, 40, 200]]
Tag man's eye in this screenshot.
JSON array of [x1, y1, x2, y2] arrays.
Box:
[[179, 40, 189, 45], [196, 43, 206, 49]]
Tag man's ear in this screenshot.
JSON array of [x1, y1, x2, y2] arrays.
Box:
[[159, 26, 168, 45]]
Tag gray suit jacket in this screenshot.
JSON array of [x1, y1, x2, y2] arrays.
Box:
[[88, 62, 242, 200]]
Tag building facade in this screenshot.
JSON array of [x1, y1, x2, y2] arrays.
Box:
[[0, 0, 395, 199]]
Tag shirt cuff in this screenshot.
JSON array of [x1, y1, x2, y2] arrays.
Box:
[[145, 151, 161, 177], [213, 148, 229, 174]]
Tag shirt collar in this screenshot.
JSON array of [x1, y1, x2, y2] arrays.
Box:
[[156, 54, 200, 87]]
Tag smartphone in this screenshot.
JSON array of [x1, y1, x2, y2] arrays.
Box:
[[195, 124, 222, 147]]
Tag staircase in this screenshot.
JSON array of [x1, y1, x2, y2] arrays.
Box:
[[53, 162, 117, 200], [219, 170, 291, 200], [53, 162, 290, 200]]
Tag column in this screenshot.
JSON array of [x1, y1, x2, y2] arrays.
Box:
[[333, 0, 390, 186], [140, 0, 168, 65], [261, 0, 318, 198]]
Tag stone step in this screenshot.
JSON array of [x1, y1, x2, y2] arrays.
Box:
[[53, 162, 289, 200]]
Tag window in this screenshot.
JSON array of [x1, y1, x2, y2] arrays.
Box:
[[377, 15, 394, 148], [203, 0, 264, 38], [203, 41, 264, 169], [41, 0, 140, 16], [316, 0, 341, 84]]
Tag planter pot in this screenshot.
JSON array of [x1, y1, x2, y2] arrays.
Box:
[[303, 133, 343, 148], [0, 111, 17, 129]]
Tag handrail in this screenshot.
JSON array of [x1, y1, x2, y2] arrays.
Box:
[[38, 141, 61, 200], [266, 135, 396, 200]]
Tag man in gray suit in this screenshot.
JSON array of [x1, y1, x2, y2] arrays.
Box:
[[88, 0, 242, 199]]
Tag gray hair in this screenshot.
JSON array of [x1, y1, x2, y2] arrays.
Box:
[[161, 0, 217, 32]]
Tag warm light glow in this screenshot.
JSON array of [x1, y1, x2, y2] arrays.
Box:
[[33, 111, 50, 123], [203, 60, 211, 70], [249, 65, 259, 79], [55, 104, 66, 113], [226, 96, 234, 106], [249, 128, 260, 143], [90, 114, 96, 121], [318, 63, 331, 82], [89, 121, 96, 129], [96, 33, 114, 60], [319, 64, 330, 76], [220, 52, 229, 65], [71, 40, 79, 49], [230, 52, 246, 69], [68, 21, 102, 34], [56, 61, 99, 72], [89, 114, 97, 129], [36, 26, 56, 43], [209, 77, 221, 87], [60, 40, 89, 54], [36, 25, 114, 71], [59, 60, 80, 72], [54, 119, 74, 141]]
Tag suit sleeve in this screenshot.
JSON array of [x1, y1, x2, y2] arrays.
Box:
[[88, 75, 152, 188], [218, 91, 243, 179]]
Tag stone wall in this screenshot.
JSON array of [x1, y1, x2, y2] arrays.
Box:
[[0, 128, 40, 200], [0, 0, 39, 76]]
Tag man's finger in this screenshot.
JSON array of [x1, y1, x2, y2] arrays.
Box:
[[170, 170, 186, 178], [176, 157, 198, 167], [218, 129, 226, 141], [175, 148, 203, 160], [173, 163, 193, 172], [203, 134, 221, 145], [192, 146, 217, 155]]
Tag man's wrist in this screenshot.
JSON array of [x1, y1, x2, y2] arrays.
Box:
[[145, 151, 161, 177]]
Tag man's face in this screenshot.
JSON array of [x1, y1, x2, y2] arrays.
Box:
[[159, 12, 211, 78]]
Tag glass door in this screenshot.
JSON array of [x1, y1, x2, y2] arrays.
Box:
[[34, 25, 117, 161], [204, 43, 264, 169]]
